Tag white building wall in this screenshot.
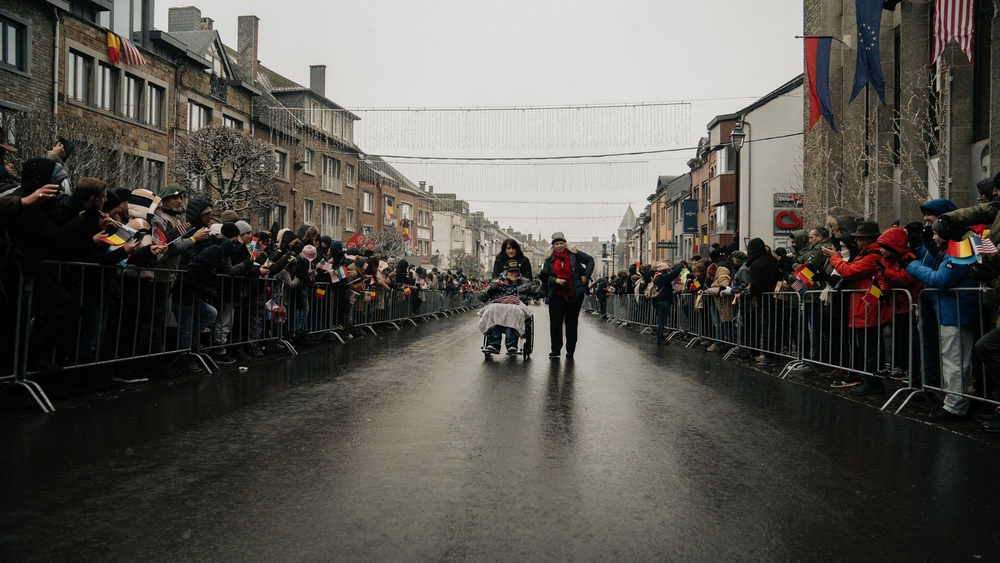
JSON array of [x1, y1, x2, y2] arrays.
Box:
[[740, 83, 805, 251]]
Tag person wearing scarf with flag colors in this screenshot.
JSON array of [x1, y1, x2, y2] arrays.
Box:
[[538, 232, 594, 360]]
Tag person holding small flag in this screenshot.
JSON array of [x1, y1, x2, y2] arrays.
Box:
[[822, 221, 890, 395], [874, 227, 923, 384], [902, 220, 979, 422]]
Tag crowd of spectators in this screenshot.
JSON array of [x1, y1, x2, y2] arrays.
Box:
[[586, 174, 1000, 429], [0, 143, 485, 399]]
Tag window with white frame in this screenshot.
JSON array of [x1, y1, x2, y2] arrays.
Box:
[[67, 50, 93, 104], [123, 74, 141, 119], [145, 83, 164, 127], [322, 155, 341, 193], [187, 101, 210, 132], [309, 99, 320, 126], [321, 203, 341, 236], [273, 150, 288, 179], [303, 199, 314, 225], [1, 13, 28, 73], [223, 115, 242, 129], [303, 149, 313, 174], [419, 240, 430, 255], [345, 208, 355, 231], [398, 202, 413, 221], [363, 191, 374, 213], [417, 209, 430, 227], [96, 62, 119, 112], [345, 163, 355, 187]]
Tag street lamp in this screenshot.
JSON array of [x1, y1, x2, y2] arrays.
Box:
[[730, 119, 746, 242], [611, 233, 617, 272]]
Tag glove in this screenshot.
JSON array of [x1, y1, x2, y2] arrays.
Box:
[[922, 225, 934, 245], [874, 260, 885, 274], [969, 262, 997, 284], [898, 253, 915, 268]]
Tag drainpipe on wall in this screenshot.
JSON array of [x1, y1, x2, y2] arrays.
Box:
[[52, 8, 61, 115]]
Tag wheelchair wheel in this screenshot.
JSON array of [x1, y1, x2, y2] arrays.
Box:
[[522, 317, 533, 359]]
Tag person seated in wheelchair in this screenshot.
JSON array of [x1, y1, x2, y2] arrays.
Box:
[[479, 260, 534, 354]]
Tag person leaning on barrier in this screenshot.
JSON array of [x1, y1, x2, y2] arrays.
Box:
[[902, 221, 979, 422], [822, 221, 890, 395], [704, 260, 734, 352], [650, 260, 684, 346], [936, 173, 1000, 430], [874, 227, 923, 383], [745, 238, 782, 367]]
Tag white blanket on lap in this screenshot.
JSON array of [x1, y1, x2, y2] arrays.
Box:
[[478, 302, 532, 335]]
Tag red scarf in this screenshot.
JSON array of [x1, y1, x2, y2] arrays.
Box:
[[552, 250, 575, 301]]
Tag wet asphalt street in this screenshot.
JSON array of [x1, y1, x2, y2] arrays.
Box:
[[4, 305, 1000, 562]]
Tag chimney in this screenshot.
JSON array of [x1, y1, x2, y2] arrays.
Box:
[[139, 0, 154, 48], [237, 15, 259, 84], [419, 181, 426, 191], [309, 65, 326, 98], [168, 6, 202, 32], [428, 185, 434, 193], [200, 17, 214, 30]]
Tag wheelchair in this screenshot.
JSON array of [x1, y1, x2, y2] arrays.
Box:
[[481, 315, 533, 360]]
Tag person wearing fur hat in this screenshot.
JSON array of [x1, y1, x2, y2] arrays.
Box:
[[538, 232, 594, 359]]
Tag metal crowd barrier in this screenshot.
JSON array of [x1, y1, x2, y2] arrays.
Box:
[[1, 260, 483, 413]]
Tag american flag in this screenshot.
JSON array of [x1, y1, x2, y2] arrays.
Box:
[[790, 279, 807, 295], [972, 235, 998, 256], [931, 0, 976, 64], [119, 35, 147, 66]]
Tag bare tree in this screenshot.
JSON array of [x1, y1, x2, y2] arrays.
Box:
[[6, 112, 123, 186], [172, 125, 280, 214], [368, 227, 407, 258], [448, 248, 483, 278]]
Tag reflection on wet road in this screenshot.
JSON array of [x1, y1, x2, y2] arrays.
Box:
[[3, 306, 1000, 561]]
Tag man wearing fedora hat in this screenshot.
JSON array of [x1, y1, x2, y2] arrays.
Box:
[[538, 232, 594, 359], [822, 220, 891, 395]]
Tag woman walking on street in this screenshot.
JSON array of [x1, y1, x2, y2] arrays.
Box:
[[539, 232, 594, 359]]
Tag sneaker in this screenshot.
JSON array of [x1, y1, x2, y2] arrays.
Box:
[[888, 369, 907, 381], [706, 343, 722, 352], [849, 376, 884, 396], [758, 358, 777, 367], [830, 375, 861, 388], [787, 363, 815, 374], [874, 368, 892, 379], [212, 353, 237, 365], [549, 352, 560, 359], [484, 345, 499, 354], [974, 408, 1000, 423], [507, 346, 519, 355], [982, 419, 1000, 433], [929, 408, 969, 423], [754, 355, 765, 363], [182, 360, 204, 374]]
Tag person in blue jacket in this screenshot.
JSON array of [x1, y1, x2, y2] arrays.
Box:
[[903, 223, 979, 422]]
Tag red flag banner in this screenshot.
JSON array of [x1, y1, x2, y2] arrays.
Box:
[[931, 0, 976, 64]]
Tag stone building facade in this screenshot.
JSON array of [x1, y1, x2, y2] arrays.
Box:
[[803, 0, 996, 227]]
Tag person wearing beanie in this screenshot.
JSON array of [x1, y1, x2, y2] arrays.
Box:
[[538, 231, 594, 359], [220, 222, 240, 240], [977, 178, 996, 203], [235, 220, 252, 236], [220, 209, 240, 223]]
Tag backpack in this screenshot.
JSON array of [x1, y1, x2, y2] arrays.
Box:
[[643, 273, 661, 299]]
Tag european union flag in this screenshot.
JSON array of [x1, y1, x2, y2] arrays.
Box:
[[850, 0, 886, 104]]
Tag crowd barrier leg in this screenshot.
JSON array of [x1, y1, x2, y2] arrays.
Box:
[[3, 269, 55, 413]]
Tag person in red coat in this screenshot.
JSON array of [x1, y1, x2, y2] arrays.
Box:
[[822, 221, 891, 395]]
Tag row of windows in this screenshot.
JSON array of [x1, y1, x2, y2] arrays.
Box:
[[67, 49, 166, 128]]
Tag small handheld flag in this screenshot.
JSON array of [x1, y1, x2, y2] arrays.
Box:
[[971, 235, 998, 256], [100, 224, 137, 247], [862, 282, 882, 307], [248, 237, 259, 259], [314, 287, 326, 299], [404, 287, 412, 295], [793, 264, 815, 287], [791, 279, 807, 295]]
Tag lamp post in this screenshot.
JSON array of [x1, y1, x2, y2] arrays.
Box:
[[611, 233, 617, 272], [730, 119, 747, 243]]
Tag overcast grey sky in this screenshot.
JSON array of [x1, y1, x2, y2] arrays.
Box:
[[157, 0, 805, 239]]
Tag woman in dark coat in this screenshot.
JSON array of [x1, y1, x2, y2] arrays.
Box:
[[491, 238, 533, 281], [538, 232, 594, 359]]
